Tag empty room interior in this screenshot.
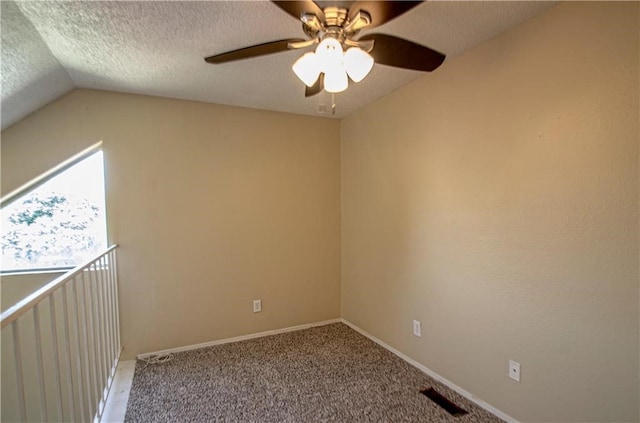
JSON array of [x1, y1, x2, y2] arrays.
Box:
[[1, 1, 638, 422]]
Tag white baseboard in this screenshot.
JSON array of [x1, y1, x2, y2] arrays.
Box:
[[341, 318, 519, 423], [137, 318, 342, 359]]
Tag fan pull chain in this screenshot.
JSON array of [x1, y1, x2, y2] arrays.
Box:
[[331, 93, 336, 116]]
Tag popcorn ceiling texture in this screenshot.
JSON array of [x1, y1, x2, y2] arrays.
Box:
[[1, 1, 555, 128], [124, 323, 504, 423], [0, 1, 74, 129]]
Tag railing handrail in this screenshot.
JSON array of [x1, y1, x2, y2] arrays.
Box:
[[1, 244, 118, 329]]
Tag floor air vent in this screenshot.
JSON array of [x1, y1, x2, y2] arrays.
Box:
[[420, 388, 469, 417]]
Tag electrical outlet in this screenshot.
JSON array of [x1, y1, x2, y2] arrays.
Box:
[[508, 360, 521, 382], [413, 320, 421, 337], [253, 299, 262, 313]]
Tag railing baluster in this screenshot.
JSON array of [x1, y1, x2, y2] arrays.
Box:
[[93, 263, 103, 400], [73, 274, 91, 421], [75, 272, 94, 421], [103, 255, 115, 378], [112, 250, 121, 353], [104, 255, 114, 373], [33, 305, 49, 422], [99, 257, 109, 400], [91, 261, 105, 410], [79, 269, 97, 420], [61, 284, 79, 422], [49, 295, 64, 422], [101, 255, 115, 419], [109, 250, 118, 358], [12, 320, 28, 422], [85, 265, 101, 420], [96, 257, 109, 406]]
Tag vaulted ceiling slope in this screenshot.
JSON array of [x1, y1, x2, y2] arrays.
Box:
[[1, 1, 556, 130]]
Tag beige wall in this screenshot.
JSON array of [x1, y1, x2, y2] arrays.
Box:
[[1, 90, 342, 358], [1, 271, 65, 311], [341, 2, 638, 422]]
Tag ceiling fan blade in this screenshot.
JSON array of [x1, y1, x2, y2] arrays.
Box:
[[360, 33, 445, 72], [305, 73, 324, 97], [272, 1, 325, 21], [205, 39, 305, 64], [348, 1, 422, 29]]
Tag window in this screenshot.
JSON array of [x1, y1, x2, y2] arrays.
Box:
[[1, 150, 107, 272]]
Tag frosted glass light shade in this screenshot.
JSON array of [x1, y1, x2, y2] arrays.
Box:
[[293, 37, 366, 93], [324, 69, 348, 93], [292, 52, 321, 87], [343, 47, 374, 82], [315, 37, 343, 64]]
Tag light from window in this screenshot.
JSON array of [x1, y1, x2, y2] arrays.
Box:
[[1, 151, 107, 272]]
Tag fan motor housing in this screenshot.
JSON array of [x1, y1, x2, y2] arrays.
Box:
[[323, 6, 348, 27], [302, 7, 353, 42]]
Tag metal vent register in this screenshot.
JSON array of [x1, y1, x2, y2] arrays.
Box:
[[420, 388, 469, 417]]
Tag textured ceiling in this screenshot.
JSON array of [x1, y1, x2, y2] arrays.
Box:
[[1, 1, 75, 130], [1, 1, 556, 129]]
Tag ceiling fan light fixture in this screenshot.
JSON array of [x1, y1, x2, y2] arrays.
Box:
[[343, 47, 374, 83], [324, 68, 348, 93], [292, 52, 321, 87], [207, 1, 447, 100]]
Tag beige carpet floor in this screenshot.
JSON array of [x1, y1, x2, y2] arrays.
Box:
[[124, 323, 504, 422]]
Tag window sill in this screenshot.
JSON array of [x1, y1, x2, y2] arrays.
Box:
[[1, 267, 74, 277]]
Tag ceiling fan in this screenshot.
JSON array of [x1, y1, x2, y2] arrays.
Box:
[[204, 1, 446, 97]]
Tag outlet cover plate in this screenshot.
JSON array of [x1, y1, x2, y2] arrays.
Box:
[[413, 320, 421, 337], [509, 360, 520, 382], [253, 299, 262, 313]]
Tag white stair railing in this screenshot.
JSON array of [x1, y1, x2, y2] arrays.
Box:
[[1, 245, 121, 422]]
